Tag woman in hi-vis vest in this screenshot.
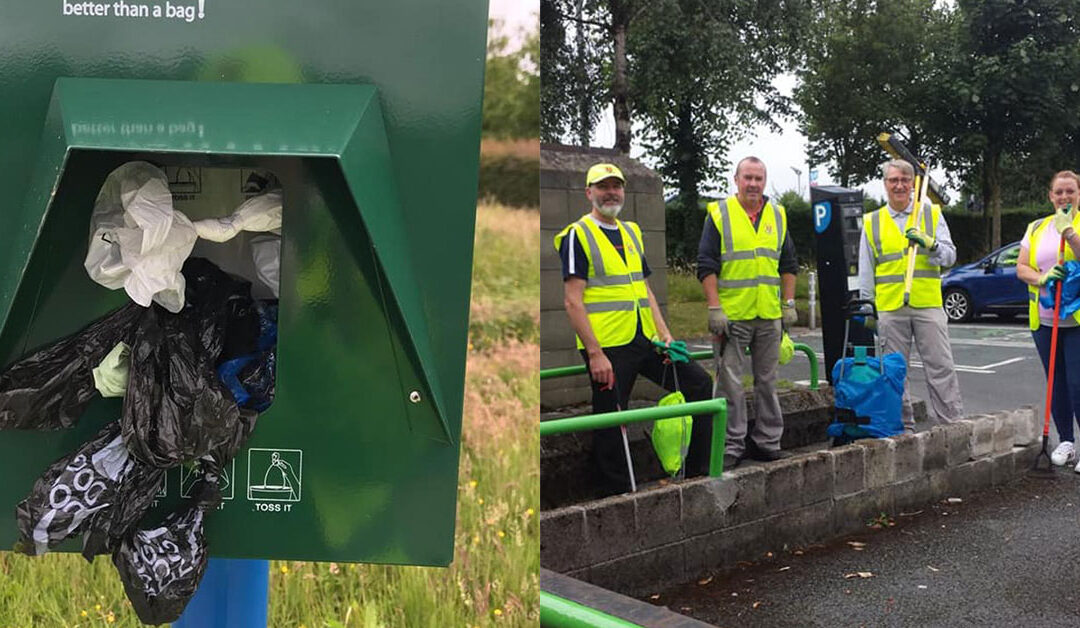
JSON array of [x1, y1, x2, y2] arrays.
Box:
[[1016, 170, 1080, 472]]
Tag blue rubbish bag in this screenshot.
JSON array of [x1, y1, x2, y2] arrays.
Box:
[[1039, 260, 1080, 320], [827, 352, 907, 441]]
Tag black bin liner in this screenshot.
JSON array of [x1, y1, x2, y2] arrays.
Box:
[[14, 423, 163, 557], [0, 303, 142, 430], [113, 477, 222, 625]]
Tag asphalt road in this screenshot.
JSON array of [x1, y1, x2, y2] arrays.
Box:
[[648, 472, 1080, 627]]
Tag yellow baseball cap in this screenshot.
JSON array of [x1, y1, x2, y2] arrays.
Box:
[[585, 163, 625, 186]]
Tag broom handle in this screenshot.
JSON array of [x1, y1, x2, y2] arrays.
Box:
[[1042, 234, 1068, 436], [903, 167, 931, 305]]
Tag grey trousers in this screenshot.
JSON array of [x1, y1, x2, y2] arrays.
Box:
[[713, 318, 784, 457], [879, 305, 964, 428]]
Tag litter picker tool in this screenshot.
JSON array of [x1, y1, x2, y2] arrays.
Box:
[[611, 379, 638, 492], [903, 165, 932, 306], [669, 361, 687, 481], [1031, 225, 1069, 478]]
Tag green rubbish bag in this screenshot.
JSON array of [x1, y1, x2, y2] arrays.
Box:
[[651, 391, 692, 477], [779, 331, 794, 365]]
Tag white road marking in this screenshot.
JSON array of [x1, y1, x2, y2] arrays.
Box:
[[908, 355, 1027, 374], [977, 356, 1027, 370], [948, 338, 1033, 348]]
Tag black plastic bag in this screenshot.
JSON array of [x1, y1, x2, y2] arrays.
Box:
[[0, 303, 142, 430], [14, 422, 162, 556], [112, 476, 221, 625], [182, 257, 258, 362], [80, 455, 167, 560], [237, 349, 276, 411], [121, 258, 257, 468], [122, 305, 238, 468]]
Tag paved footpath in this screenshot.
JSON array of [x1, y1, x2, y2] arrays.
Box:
[[649, 471, 1080, 627]]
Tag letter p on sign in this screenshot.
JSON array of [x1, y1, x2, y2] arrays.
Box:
[[813, 202, 831, 233]]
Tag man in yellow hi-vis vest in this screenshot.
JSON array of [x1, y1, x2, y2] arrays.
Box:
[[556, 163, 712, 495], [698, 157, 799, 470], [857, 159, 963, 431]]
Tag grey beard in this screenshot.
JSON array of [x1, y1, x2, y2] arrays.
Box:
[[594, 202, 622, 218]]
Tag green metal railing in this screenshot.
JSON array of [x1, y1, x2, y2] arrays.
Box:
[[539, 398, 727, 478], [540, 343, 820, 390], [540, 592, 644, 627]]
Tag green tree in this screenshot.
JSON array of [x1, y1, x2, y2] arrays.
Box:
[[926, 0, 1080, 248], [539, 0, 653, 153], [795, 0, 943, 188], [483, 20, 540, 139], [540, 0, 606, 144], [631, 0, 810, 210]]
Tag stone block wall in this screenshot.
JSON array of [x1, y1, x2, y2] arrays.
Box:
[[540, 144, 667, 410], [540, 408, 1040, 597]]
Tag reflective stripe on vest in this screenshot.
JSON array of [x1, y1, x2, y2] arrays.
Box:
[[706, 196, 786, 320], [1025, 216, 1080, 330], [865, 204, 942, 311], [553, 215, 657, 348]]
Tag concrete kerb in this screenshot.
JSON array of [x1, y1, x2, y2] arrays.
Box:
[[969, 415, 995, 458], [944, 420, 973, 466], [992, 412, 1016, 453], [541, 411, 1046, 598]]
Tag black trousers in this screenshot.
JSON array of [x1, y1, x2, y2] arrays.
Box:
[[581, 333, 714, 495]]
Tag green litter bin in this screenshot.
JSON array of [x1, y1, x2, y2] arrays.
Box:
[[0, 0, 488, 566]]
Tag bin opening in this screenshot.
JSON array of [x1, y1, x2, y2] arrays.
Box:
[[84, 161, 281, 415]]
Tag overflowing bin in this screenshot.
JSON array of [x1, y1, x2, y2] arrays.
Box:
[[0, 0, 487, 585]]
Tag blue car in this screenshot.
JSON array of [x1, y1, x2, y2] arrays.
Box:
[[941, 241, 1028, 322]]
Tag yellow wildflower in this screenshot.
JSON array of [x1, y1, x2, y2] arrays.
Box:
[[526, 508, 535, 517], [280, 564, 289, 574], [497, 530, 505, 538], [95, 604, 101, 611], [478, 497, 484, 505], [106, 612, 115, 623], [493, 608, 503, 617], [80, 611, 88, 618], [469, 480, 477, 488]]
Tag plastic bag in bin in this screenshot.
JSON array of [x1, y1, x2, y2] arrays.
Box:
[[112, 476, 221, 625], [121, 259, 257, 468], [14, 423, 162, 556], [0, 303, 142, 430]]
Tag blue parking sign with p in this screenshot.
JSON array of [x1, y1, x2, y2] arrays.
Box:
[[813, 201, 831, 233]]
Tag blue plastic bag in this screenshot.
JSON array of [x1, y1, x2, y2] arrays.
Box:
[[827, 352, 907, 441], [1039, 260, 1080, 320], [217, 301, 277, 411]]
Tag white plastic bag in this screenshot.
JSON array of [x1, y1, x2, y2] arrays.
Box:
[[84, 162, 197, 312], [250, 234, 281, 298], [192, 191, 282, 242]]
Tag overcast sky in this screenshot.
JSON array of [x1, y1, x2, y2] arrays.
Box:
[[489, 0, 538, 45]]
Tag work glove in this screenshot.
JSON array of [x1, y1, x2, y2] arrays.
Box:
[[1052, 204, 1075, 236], [707, 305, 728, 337], [652, 338, 690, 363], [905, 228, 936, 250], [781, 301, 798, 326], [1038, 264, 1067, 286]]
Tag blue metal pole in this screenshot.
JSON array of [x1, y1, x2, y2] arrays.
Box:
[[173, 558, 270, 628]]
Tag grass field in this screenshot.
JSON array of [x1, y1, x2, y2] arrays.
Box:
[[0, 203, 540, 627]]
